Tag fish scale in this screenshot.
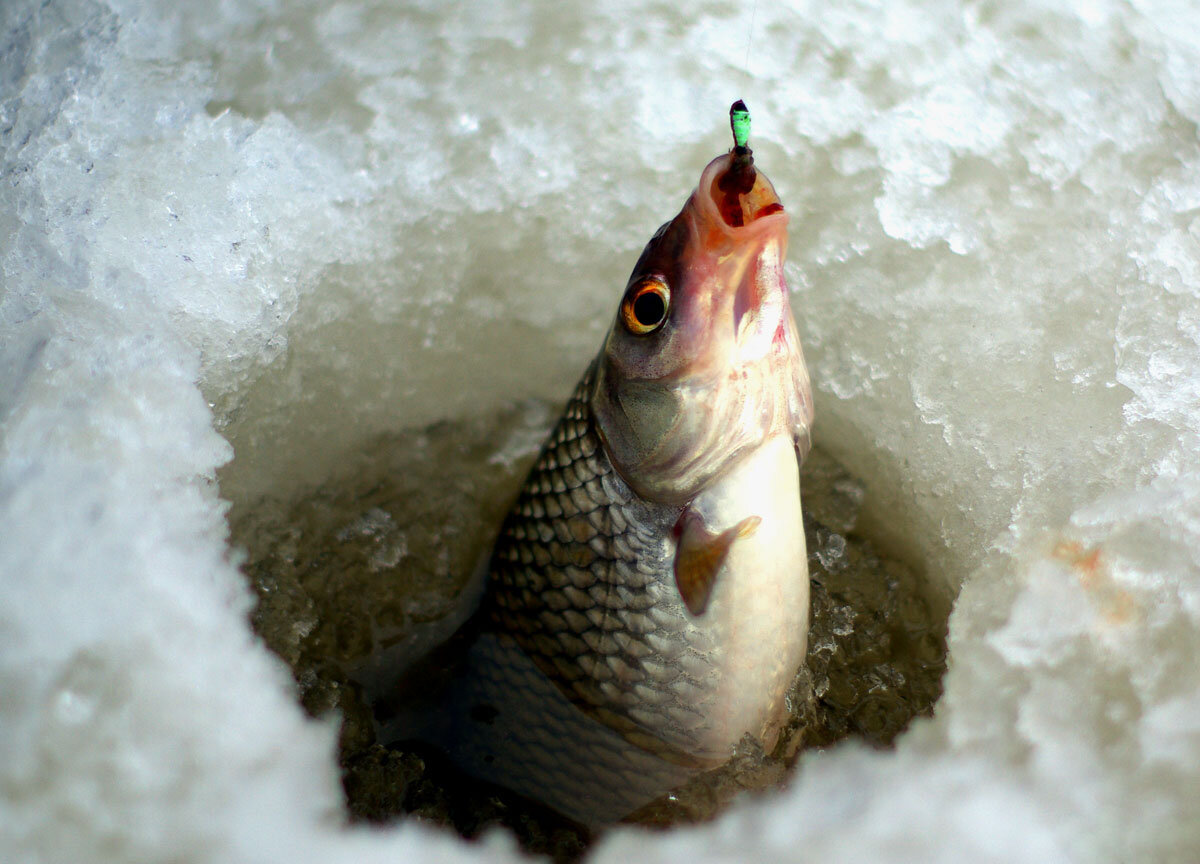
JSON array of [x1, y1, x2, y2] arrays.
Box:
[[488, 362, 711, 755], [450, 630, 695, 823]]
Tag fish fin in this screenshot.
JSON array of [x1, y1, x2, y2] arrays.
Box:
[[673, 511, 761, 616]]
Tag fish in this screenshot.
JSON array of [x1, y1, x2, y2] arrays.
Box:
[[424, 103, 813, 826]]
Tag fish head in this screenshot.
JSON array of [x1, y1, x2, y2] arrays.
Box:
[[592, 150, 813, 504]]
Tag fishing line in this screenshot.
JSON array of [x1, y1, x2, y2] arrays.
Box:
[[744, 0, 758, 84]]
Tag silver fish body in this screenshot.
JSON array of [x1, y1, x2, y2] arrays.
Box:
[[431, 140, 813, 825]]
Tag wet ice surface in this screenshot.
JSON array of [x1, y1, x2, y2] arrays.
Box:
[[234, 409, 948, 859], [5, 0, 1200, 862]]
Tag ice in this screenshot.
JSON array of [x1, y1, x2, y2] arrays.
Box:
[[3, 0, 1200, 861]]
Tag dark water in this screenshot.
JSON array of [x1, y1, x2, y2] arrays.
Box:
[[231, 401, 949, 862]]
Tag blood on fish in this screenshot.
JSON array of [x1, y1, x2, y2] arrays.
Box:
[[711, 155, 786, 229], [715, 154, 758, 227]]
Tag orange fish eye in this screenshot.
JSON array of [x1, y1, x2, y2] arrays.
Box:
[[621, 277, 671, 335]]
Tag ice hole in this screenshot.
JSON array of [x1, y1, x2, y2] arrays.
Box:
[[222, 366, 951, 859]]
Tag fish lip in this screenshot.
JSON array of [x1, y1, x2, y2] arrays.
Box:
[[692, 153, 789, 241]]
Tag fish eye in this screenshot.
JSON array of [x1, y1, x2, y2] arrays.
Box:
[[621, 277, 671, 335]]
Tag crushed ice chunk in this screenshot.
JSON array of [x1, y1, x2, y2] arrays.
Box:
[[813, 528, 849, 572]]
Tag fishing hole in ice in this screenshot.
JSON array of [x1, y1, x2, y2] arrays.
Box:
[[217, 340, 952, 860]]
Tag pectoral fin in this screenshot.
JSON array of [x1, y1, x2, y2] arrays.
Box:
[[673, 510, 761, 616]]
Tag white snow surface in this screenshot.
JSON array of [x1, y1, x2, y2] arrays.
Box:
[[3, 0, 1199, 861]]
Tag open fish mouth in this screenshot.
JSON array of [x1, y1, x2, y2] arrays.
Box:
[[708, 152, 786, 229]]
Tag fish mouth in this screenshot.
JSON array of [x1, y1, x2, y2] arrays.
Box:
[[689, 153, 789, 356], [698, 152, 787, 233]]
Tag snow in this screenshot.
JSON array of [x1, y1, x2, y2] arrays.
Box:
[[3, 0, 1199, 861]]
